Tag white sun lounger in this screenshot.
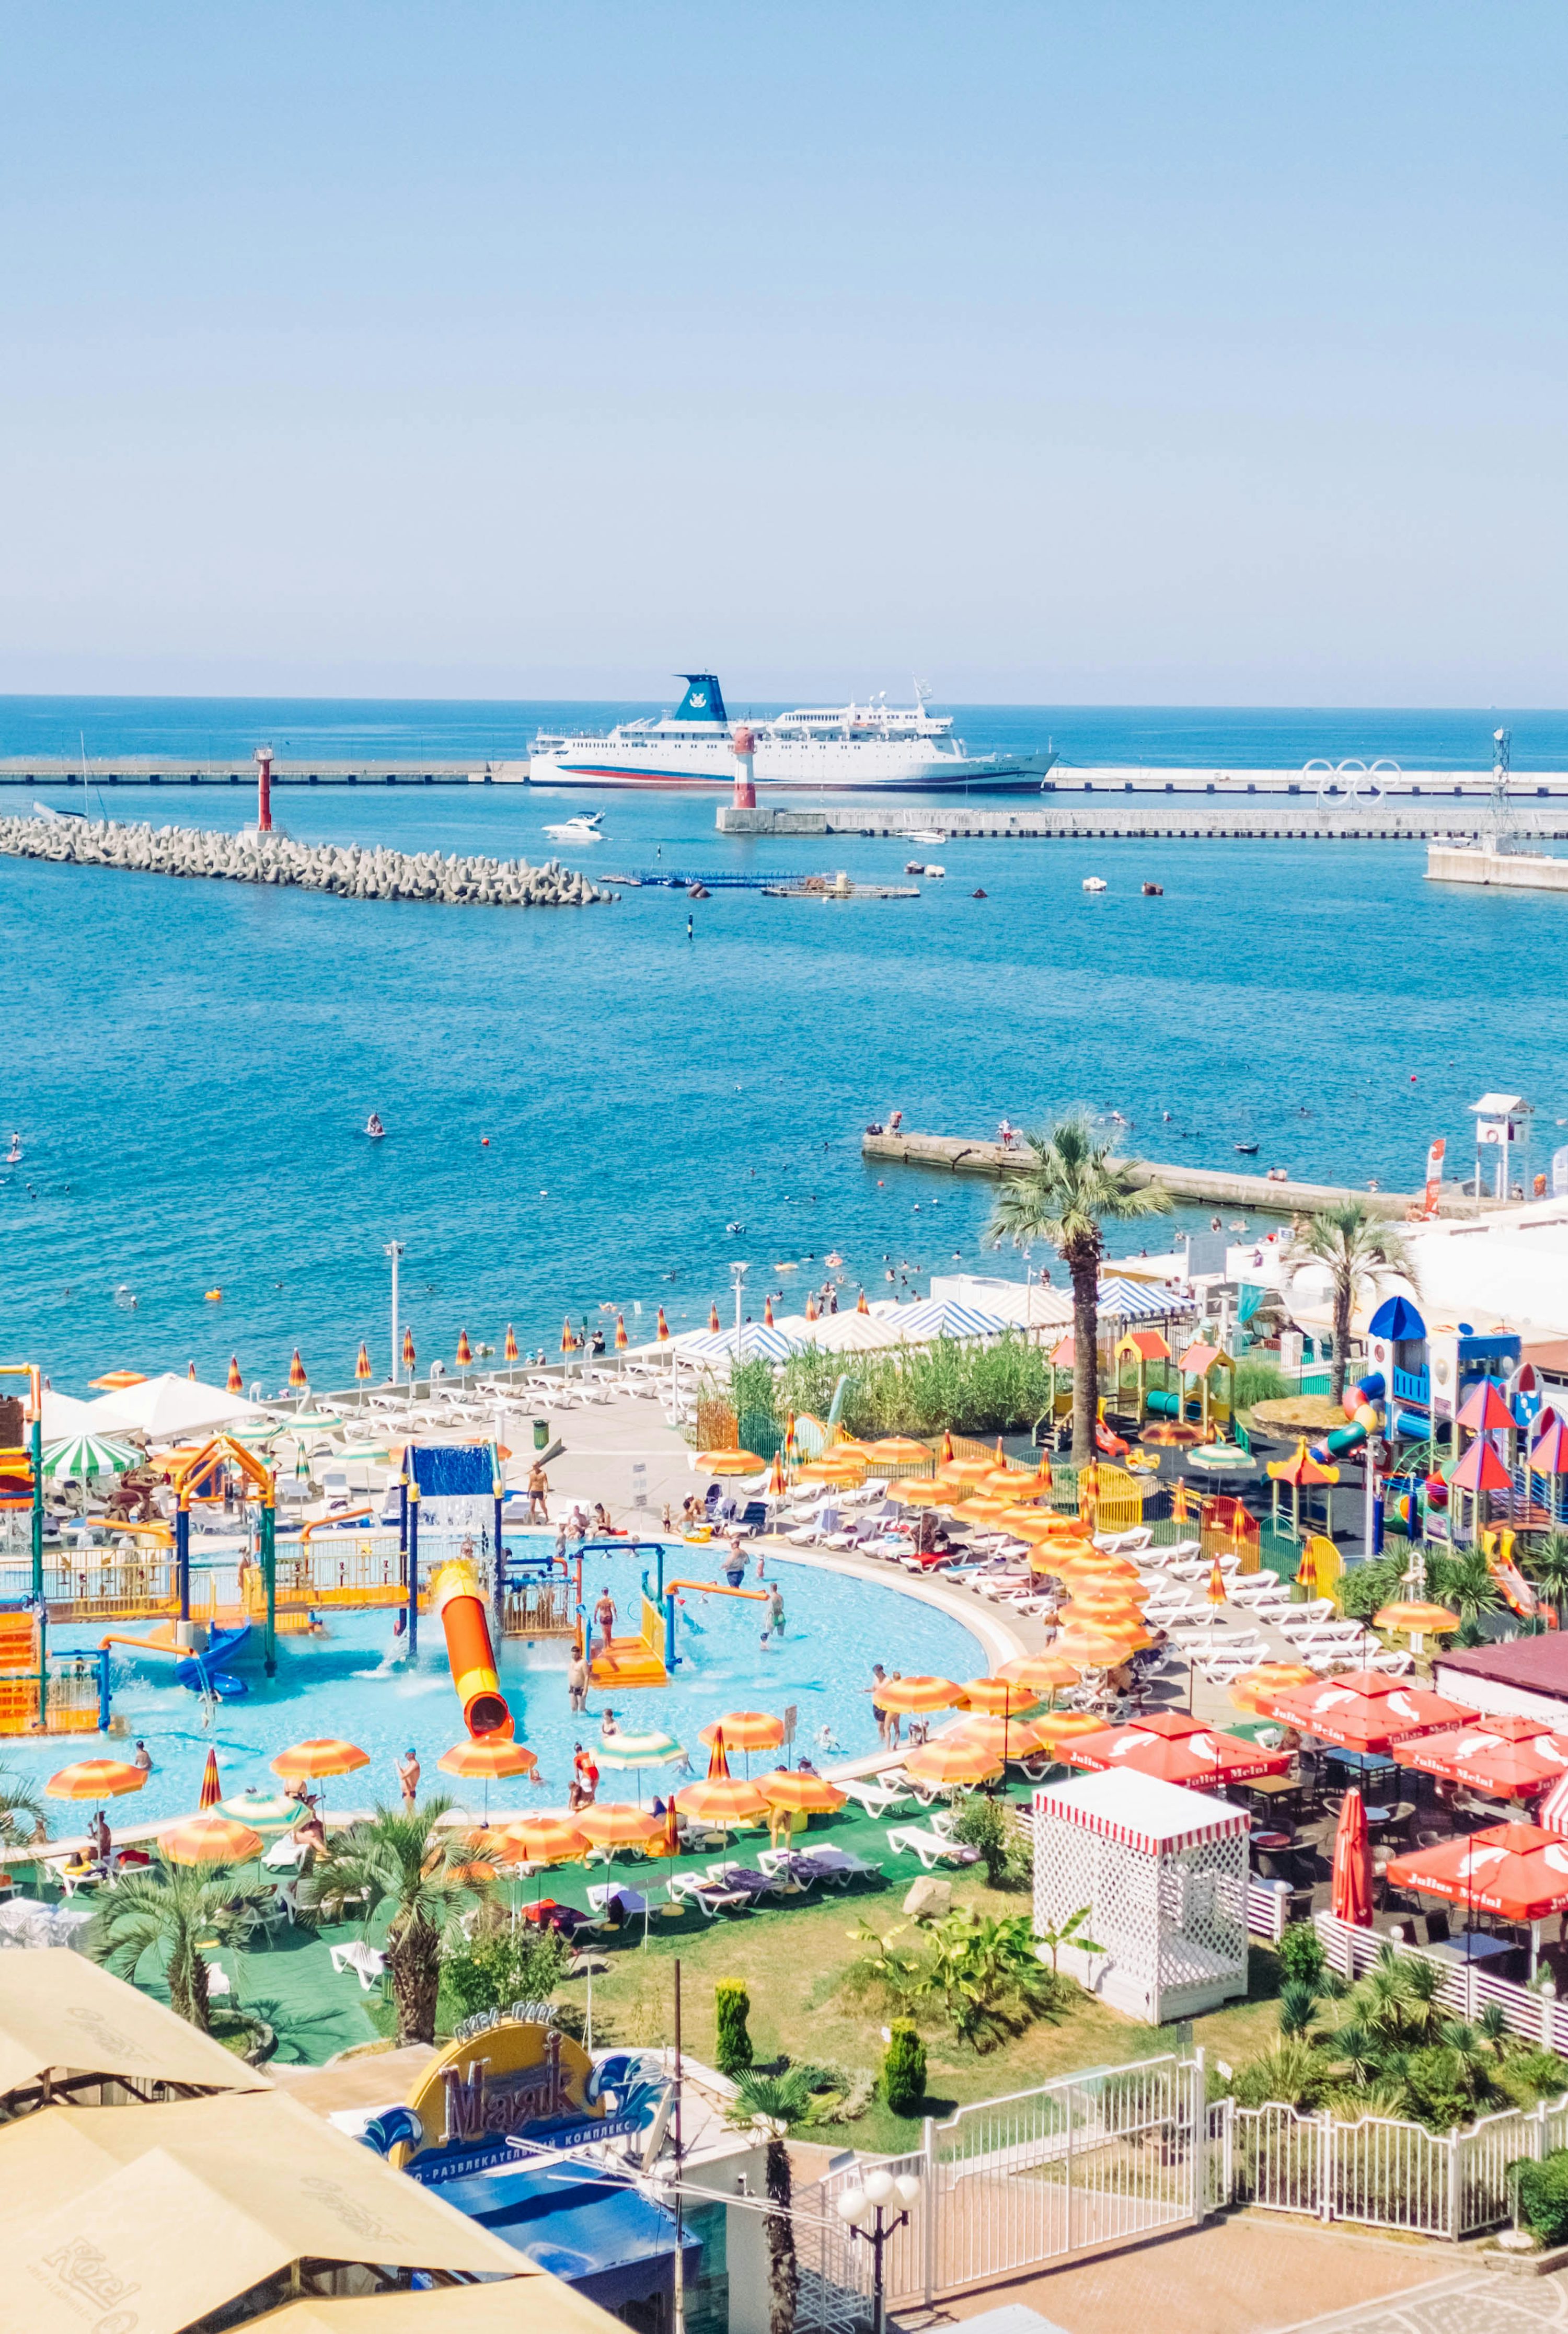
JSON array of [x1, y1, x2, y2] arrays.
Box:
[[885, 1823, 981, 1871], [839, 1776, 916, 1818], [330, 1940, 387, 1991]]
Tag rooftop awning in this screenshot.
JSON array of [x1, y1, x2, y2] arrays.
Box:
[[0, 1949, 271, 2111], [1099, 1277, 1181, 1321]]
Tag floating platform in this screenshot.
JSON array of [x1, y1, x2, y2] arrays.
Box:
[[589, 1632, 667, 1688]]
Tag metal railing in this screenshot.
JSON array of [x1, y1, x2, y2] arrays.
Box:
[[1316, 1910, 1568, 2053], [801, 2055, 1207, 2306]]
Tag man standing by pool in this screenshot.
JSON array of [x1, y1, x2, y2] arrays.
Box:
[[398, 1747, 420, 1809], [567, 1646, 590, 1712], [528, 1459, 550, 1523]]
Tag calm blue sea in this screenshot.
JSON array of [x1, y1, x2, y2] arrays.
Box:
[[5, 695, 1568, 1396]]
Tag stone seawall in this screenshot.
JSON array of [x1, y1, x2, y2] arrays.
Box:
[[0, 815, 605, 907]]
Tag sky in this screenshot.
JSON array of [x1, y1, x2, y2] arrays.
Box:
[[1, 2, 1564, 705]]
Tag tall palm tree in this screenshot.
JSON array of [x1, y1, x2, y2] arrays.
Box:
[[314, 1798, 493, 2045], [1282, 1203, 1417, 1405], [724, 2067, 814, 2334], [986, 1116, 1172, 1462], [86, 1856, 268, 2031]]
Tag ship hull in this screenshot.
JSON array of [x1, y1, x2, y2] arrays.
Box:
[[525, 748, 1057, 793]]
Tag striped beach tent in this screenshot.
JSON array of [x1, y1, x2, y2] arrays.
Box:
[[1097, 1275, 1183, 1323], [884, 1297, 1010, 1344], [675, 1323, 803, 1363]]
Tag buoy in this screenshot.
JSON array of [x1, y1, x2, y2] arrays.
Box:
[[972, 888, 987, 899], [204, 1287, 222, 1302], [481, 1136, 490, 1146]]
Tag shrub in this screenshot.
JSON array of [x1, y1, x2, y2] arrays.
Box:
[[715, 1979, 754, 2077], [882, 2021, 927, 2117], [1235, 1359, 1289, 1409], [1276, 1923, 1327, 1988], [443, 1917, 570, 2022], [1516, 2151, 1568, 2247], [948, 1794, 1012, 1885]]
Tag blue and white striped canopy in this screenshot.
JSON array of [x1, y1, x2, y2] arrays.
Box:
[[887, 1298, 1011, 1344], [1097, 1275, 1184, 1321], [676, 1324, 803, 1362]]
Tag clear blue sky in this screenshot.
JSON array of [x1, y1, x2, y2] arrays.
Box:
[[1, 2, 1563, 704]]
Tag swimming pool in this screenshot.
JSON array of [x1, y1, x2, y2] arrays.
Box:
[[15, 1550, 988, 1827]]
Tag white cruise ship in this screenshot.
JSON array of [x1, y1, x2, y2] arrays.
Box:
[[524, 676, 1057, 792]]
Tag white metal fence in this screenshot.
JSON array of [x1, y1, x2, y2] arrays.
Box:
[[1315, 1909, 1568, 2054], [1217, 2091, 1568, 2239], [797, 2053, 1208, 2316]]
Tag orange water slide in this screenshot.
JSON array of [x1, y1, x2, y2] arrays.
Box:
[[430, 1559, 514, 1739]]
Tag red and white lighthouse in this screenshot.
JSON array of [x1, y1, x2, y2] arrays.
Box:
[[254, 743, 274, 833], [731, 725, 757, 810]]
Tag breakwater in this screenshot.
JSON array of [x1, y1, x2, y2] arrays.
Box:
[[0, 814, 604, 907], [861, 1129, 1494, 1221]]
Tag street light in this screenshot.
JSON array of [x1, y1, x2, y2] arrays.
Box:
[[834, 2169, 921, 2334], [730, 1259, 748, 1353], [385, 1241, 405, 1386]]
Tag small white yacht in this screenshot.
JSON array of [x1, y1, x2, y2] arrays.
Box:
[[543, 812, 605, 843]]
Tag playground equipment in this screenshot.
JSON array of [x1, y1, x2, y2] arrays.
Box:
[[1267, 1439, 1341, 1543], [171, 1434, 280, 1676], [430, 1557, 514, 1739], [96, 1619, 251, 1700], [0, 1609, 109, 1735], [587, 1564, 771, 1688], [1112, 1330, 1173, 1424], [1310, 1371, 1385, 1464]]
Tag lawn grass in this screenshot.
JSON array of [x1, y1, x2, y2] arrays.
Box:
[[540, 1870, 1287, 2156]]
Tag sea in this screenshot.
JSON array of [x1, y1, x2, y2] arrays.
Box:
[[6, 695, 1568, 1397]]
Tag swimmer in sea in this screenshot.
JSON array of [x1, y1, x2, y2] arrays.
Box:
[[366, 1111, 385, 1139]]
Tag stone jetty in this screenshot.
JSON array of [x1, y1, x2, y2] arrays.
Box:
[[0, 814, 605, 907]]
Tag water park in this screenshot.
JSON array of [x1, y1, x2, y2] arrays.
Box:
[[21, 1154, 1568, 2332]]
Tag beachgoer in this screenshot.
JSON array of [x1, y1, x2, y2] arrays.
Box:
[[599, 1707, 620, 1740], [721, 1536, 746, 1590], [593, 1589, 616, 1653], [567, 1649, 590, 1711], [398, 1748, 420, 1807], [661, 1502, 674, 1533], [766, 1583, 785, 1637], [591, 1501, 613, 1536], [297, 1801, 327, 1854], [88, 1809, 111, 1867], [527, 1462, 550, 1523], [131, 1740, 152, 1772], [554, 1523, 568, 1566], [573, 1743, 599, 1803]]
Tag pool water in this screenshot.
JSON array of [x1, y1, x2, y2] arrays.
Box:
[[18, 1552, 984, 1826]]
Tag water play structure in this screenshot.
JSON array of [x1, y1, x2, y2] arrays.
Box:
[[430, 1557, 514, 1739], [586, 1553, 770, 1689]]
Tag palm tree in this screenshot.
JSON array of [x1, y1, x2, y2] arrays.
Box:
[[724, 2068, 813, 2334], [314, 1798, 493, 2045], [86, 1856, 268, 2031], [1525, 1530, 1568, 1625], [1282, 1203, 1417, 1406], [986, 1116, 1172, 1461], [1428, 1549, 1504, 1643], [0, 1763, 42, 1848]]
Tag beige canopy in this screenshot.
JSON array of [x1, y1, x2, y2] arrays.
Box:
[[0, 1949, 272, 2111], [252, 2280, 626, 2333], [1, 2091, 529, 2334]]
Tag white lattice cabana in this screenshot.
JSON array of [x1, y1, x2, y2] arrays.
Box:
[[1032, 1768, 1251, 2023]]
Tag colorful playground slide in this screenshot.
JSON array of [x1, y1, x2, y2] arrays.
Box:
[[97, 1620, 251, 1699], [1310, 1373, 1384, 1464], [430, 1558, 514, 1740]]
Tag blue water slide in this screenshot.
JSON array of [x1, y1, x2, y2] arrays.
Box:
[[175, 1623, 251, 1699]]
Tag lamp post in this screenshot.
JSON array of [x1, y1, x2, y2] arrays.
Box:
[[730, 1260, 748, 1355], [835, 2169, 921, 2334], [385, 1240, 405, 1385]]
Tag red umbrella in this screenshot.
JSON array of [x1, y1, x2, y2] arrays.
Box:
[[355, 1341, 372, 1382], [456, 1329, 473, 1369], [857, 1289, 870, 1315], [1332, 1789, 1373, 1926], [288, 1349, 308, 1390], [226, 1355, 244, 1395], [403, 1327, 417, 1373], [763, 1295, 775, 1326], [1394, 1716, 1568, 1800], [1060, 1711, 1290, 1790], [1260, 1669, 1474, 1754], [504, 1325, 520, 1364], [1386, 1822, 1568, 1922], [198, 1749, 222, 1810], [615, 1314, 628, 1350], [708, 1303, 721, 1332], [656, 1307, 671, 1342]]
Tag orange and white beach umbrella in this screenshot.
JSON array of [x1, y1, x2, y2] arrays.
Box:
[[756, 1768, 846, 1813], [226, 1356, 244, 1394], [47, 1759, 147, 1802], [903, 1738, 1003, 1788], [439, 1739, 539, 1780], [873, 1675, 965, 1716], [456, 1328, 473, 1368], [199, 1749, 222, 1809], [288, 1349, 308, 1389], [482, 1814, 590, 1865], [574, 1801, 669, 1854], [1206, 1558, 1228, 1607], [560, 1317, 576, 1353], [615, 1314, 628, 1350], [271, 1738, 370, 1780], [857, 1288, 870, 1315], [805, 1292, 818, 1322], [656, 1306, 671, 1342], [355, 1341, 373, 1382], [708, 1303, 721, 1332], [159, 1815, 263, 1866], [504, 1324, 520, 1363], [187, 1360, 197, 1380], [997, 1651, 1083, 1695], [700, 1710, 786, 1753], [940, 1428, 955, 1464], [767, 1448, 788, 1498], [403, 1327, 417, 1372]]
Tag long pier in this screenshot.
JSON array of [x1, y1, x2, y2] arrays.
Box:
[[861, 1129, 1487, 1221], [720, 802, 1568, 843]]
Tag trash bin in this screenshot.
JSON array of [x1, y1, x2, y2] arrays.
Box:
[[533, 1419, 549, 1451]]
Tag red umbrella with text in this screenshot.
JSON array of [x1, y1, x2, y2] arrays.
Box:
[[1331, 1788, 1373, 1926]]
